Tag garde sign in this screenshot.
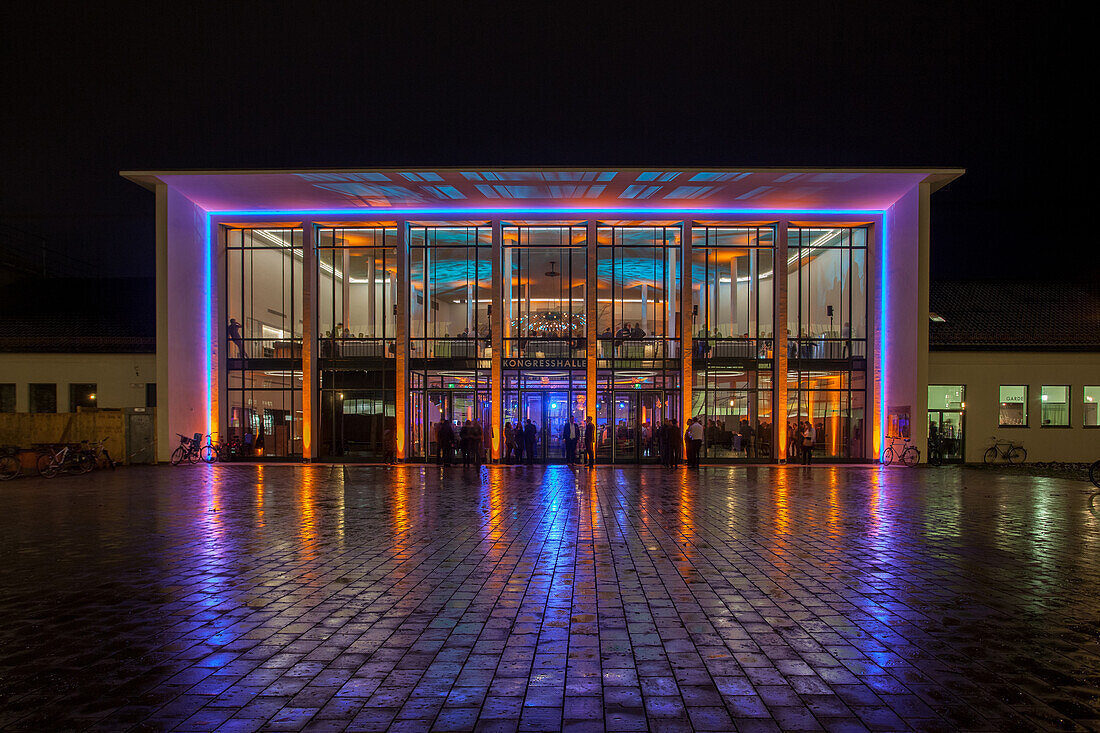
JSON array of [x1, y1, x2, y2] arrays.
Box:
[[503, 358, 586, 369]]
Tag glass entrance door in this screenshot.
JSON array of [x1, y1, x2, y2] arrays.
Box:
[[424, 389, 475, 460], [504, 389, 583, 463], [928, 409, 965, 463], [596, 391, 676, 462]]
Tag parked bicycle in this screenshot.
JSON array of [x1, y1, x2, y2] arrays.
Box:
[[36, 443, 95, 478], [170, 433, 204, 466], [882, 438, 920, 467], [0, 445, 21, 481], [83, 438, 116, 470], [200, 435, 232, 463], [984, 436, 1026, 464], [1090, 459, 1099, 488]]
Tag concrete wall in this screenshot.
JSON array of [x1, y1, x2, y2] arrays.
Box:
[[881, 186, 928, 457], [158, 186, 210, 461], [0, 353, 155, 412], [929, 350, 1100, 462]]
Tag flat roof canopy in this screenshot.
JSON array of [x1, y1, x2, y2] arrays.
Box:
[[122, 167, 962, 213]]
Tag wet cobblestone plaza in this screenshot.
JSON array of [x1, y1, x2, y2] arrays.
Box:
[[2, 466, 1099, 732]]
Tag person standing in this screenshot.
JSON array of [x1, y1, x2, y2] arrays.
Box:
[[803, 421, 816, 464], [227, 318, 247, 359], [504, 421, 515, 463], [471, 419, 484, 467], [584, 416, 596, 467], [438, 419, 455, 466], [562, 418, 578, 465], [523, 419, 538, 464], [687, 417, 704, 468], [460, 420, 472, 467]]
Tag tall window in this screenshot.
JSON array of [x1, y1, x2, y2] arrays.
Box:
[[788, 226, 868, 358], [225, 227, 304, 457], [787, 370, 866, 459], [1040, 385, 1069, 427], [409, 225, 491, 358], [0, 384, 15, 413], [317, 227, 398, 354], [596, 225, 680, 358], [692, 368, 773, 459], [998, 385, 1028, 427], [227, 370, 302, 457], [70, 383, 97, 411], [1084, 386, 1100, 427], [691, 226, 775, 358], [225, 228, 304, 358], [29, 384, 56, 414], [503, 224, 586, 357]]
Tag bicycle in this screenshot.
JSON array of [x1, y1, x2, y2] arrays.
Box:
[[984, 437, 1026, 464], [83, 438, 116, 470], [170, 433, 203, 466], [200, 434, 231, 463], [927, 437, 943, 467], [36, 444, 93, 478], [882, 438, 920, 467], [0, 445, 21, 481], [1089, 459, 1099, 488]]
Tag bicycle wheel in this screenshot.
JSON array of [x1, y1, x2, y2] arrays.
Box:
[[170, 446, 186, 466], [77, 453, 97, 473], [882, 447, 895, 466], [38, 454, 59, 478], [1090, 459, 1100, 488], [200, 445, 216, 463], [903, 446, 920, 467], [1008, 446, 1026, 464], [0, 455, 20, 481], [928, 448, 942, 467], [984, 446, 998, 464], [187, 448, 200, 464]]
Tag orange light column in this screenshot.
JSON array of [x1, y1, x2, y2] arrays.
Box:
[[774, 220, 789, 462], [680, 221, 693, 430], [301, 222, 318, 460], [395, 220, 409, 461], [585, 220, 598, 434], [491, 219, 503, 462]]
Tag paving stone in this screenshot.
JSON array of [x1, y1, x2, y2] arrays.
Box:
[[0, 464, 1098, 731]]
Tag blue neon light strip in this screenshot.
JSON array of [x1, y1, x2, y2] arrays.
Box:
[[204, 214, 213, 439], [879, 210, 889, 461]]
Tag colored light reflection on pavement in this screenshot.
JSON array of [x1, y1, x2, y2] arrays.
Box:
[[0, 465, 1098, 730]]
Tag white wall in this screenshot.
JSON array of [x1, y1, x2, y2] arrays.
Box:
[[0, 353, 156, 411], [158, 186, 209, 461], [929, 350, 1100, 462]]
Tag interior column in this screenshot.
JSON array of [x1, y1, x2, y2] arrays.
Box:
[[491, 219, 503, 462], [301, 222, 319, 461], [775, 220, 789, 462], [395, 220, 409, 461], [585, 220, 597, 435], [680, 221, 692, 429]]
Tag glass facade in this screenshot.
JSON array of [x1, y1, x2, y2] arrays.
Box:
[[217, 219, 876, 463], [786, 226, 869, 459]]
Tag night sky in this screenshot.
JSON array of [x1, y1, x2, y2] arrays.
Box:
[[2, 3, 1087, 281]]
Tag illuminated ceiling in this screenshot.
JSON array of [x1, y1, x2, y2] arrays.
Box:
[[122, 167, 962, 213]]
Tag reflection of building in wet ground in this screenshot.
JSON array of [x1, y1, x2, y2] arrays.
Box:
[[1, 464, 1098, 729]]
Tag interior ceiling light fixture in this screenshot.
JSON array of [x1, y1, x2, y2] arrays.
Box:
[[545, 261, 560, 277]]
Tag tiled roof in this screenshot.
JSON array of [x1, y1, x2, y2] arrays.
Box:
[[0, 277, 155, 353], [929, 282, 1100, 352]]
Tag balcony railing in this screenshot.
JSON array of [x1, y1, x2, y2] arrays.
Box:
[[787, 338, 867, 359], [693, 338, 773, 360], [411, 338, 490, 359], [227, 337, 301, 360], [597, 338, 680, 360], [503, 338, 585, 359], [320, 338, 395, 358]]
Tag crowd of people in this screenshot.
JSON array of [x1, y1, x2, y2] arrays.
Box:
[[433, 418, 488, 467]]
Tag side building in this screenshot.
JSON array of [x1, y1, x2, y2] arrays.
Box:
[[122, 166, 963, 464], [928, 282, 1100, 463], [0, 278, 158, 463]]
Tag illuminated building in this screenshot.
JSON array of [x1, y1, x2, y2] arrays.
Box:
[[123, 167, 962, 463]]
